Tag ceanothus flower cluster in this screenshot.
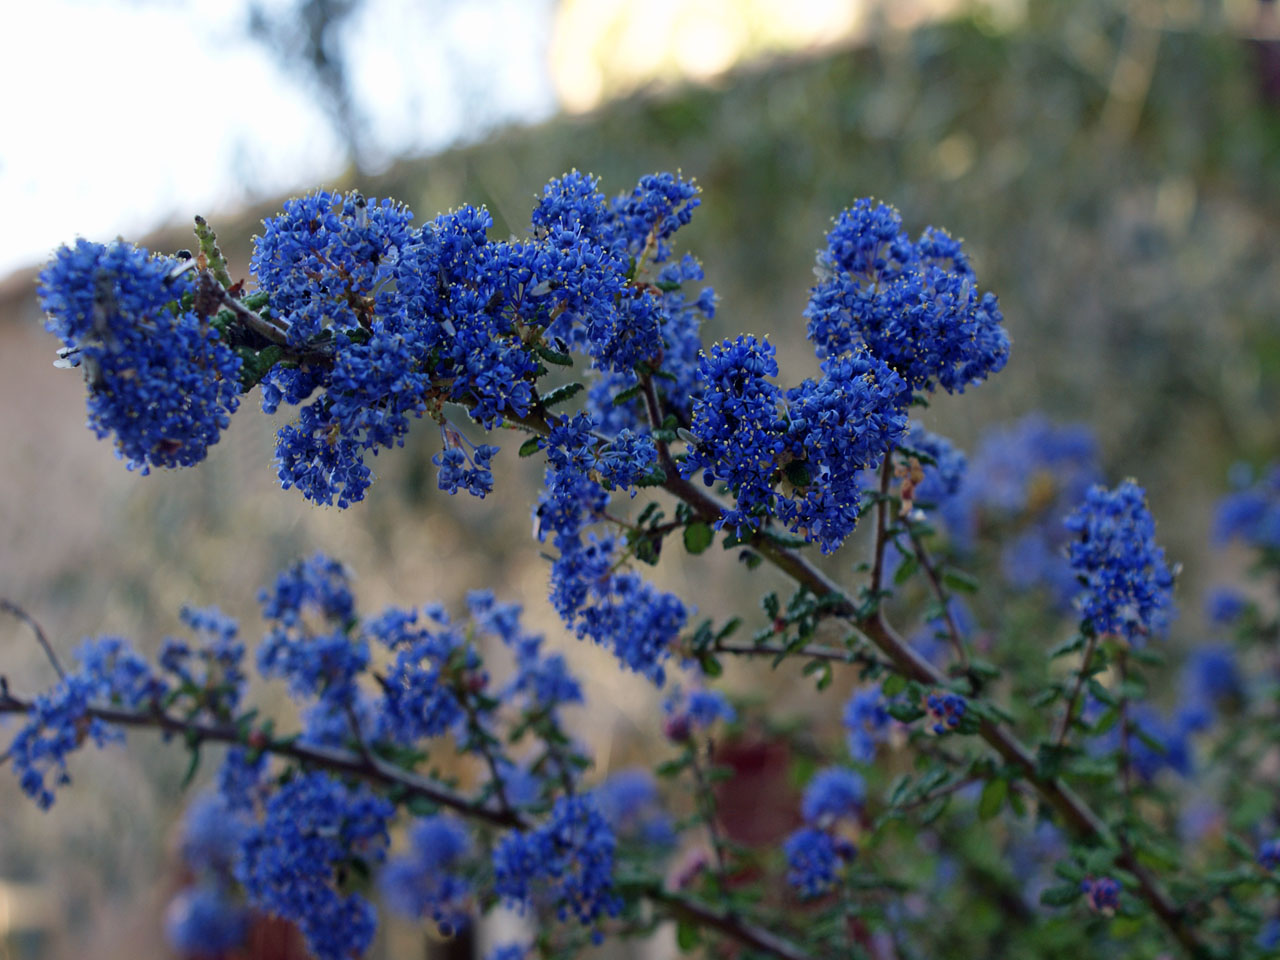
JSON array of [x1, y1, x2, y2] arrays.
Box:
[[805, 198, 1009, 399], [1065, 480, 1176, 644], [36, 239, 243, 471], [784, 768, 864, 898]]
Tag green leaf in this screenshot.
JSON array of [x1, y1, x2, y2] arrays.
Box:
[[535, 344, 573, 366], [882, 674, 908, 697], [978, 778, 1008, 821], [676, 920, 700, 951], [613, 383, 644, 406], [683, 522, 714, 555], [941, 568, 980, 594], [179, 743, 202, 790], [541, 382, 584, 407], [518, 437, 542, 457], [783, 460, 812, 487], [1040, 883, 1084, 907], [893, 553, 920, 585]]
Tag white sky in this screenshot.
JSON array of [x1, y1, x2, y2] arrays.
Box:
[[0, 0, 557, 277]]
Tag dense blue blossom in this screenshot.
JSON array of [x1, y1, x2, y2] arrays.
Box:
[[1065, 481, 1175, 644], [179, 791, 248, 874], [434, 431, 500, 498], [164, 884, 249, 957], [682, 336, 907, 552], [663, 687, 736, 742], [843, 685, 892, 763], [370, 605, 471, 744], [38, 239, 242, 471], [236, 772, 392, 960], [595, 769, 676, 848], [1259, 839, 1280, 871], [805, 200, 1008, 399], [1204, 587, 1248, 626], [8, 637, 161, 808], [257, 555, 368, 705], [159, 605, 246, 718], [380, 816, 473, 934], [1214, 464, 1280, 549], [493, 794, 621, 935], [801, 768, 865, 825], [1082, 876, 1121, 913], [784, 826, 854, 899], [1181, 646, 1244, 720], [925, 692, 968, 735], [251, 191, 414, 345]]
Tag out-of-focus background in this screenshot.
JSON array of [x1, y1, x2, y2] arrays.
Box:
[[1, 1, 1278, 958]]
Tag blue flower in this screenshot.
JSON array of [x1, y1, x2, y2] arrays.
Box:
[[380, 816, 473, 935], [784, 826, 854, 899], [493, 794, 622, 935], [1081, 876, 1121, 913], [164, 884, 249, 956], [843, 685, 891, 763], [1065, 481, 1175, 644], [805, 200, 1008, 399], [235, 772, 392, 960], [801, 768, 865, 825], [37, 239, 243, 472]]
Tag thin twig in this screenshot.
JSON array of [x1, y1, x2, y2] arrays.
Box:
[[906, 527, 970, 670], [1054, 632, 1101, 749], [0, 686, 815, 960], [868, 455, 896, 604], [0, 599, 66, 681]]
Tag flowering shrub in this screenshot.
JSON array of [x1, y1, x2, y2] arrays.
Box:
[[4, 171, 1279, 959]]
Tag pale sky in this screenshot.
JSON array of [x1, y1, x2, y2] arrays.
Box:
[[0, 0, 557, 277]]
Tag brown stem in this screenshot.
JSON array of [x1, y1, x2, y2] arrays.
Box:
[[1, 600, 66, 681], [1054, 632, 1101, 749], [906, 527, 970, 670]]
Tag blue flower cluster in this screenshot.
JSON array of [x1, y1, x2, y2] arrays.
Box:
[[1214, 463, 1280, 550], [165, 792, 250, 957], [37, 239, 242, 471], [257, 555, 368, 709], [535, 414, 684, 683], [159, 605, 246, 719], [843, 685, 892, 763], [9, 637, 160, 808], [961, 414, 1102, 598], [662, 686, 736, 742], [254, 171, 712, 509], [804, 199, 1009, 400], [1258, 839, 1280, 871], [164, 884, 249, 957], [379, 815, 473, 935], [1065, 481, 1175, 644], [595, 769, 676, 848], [236, 771, 393, 960], [925, 692, 968, 734], [784, 768, 864, 898], [681, 336, 908, 552], [493, 794, 622, 936], [1081, 876, 1121, 913]]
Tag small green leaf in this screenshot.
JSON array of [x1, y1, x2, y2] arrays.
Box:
[[941, 568, 980, 594], [783, 460, 812, 488], [676, 919, 700, 951], [893, 553, 920, 585], [882, 674, 908, 697], [978, 778, 1007, 821], [535, 344, 573, 366], [683, 522, 714, 555], [541, 382, 584, 407], [518, 437, 542, 457], [1040, 883, 1084, 907]]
